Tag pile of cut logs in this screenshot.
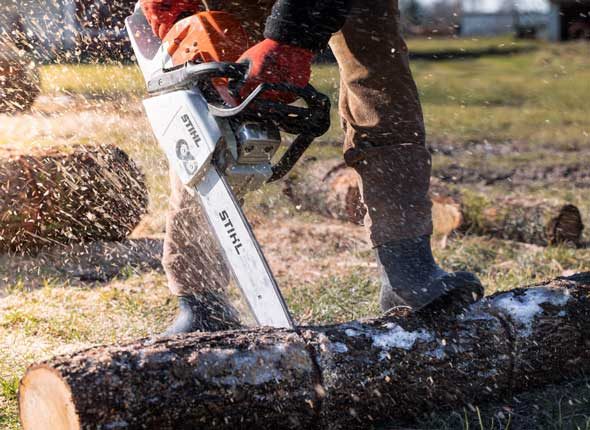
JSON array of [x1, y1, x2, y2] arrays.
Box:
[[283, 160, 585, 247]]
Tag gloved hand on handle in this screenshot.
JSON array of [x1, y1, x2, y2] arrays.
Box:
[[140, 0, 198, 39], [140, 0, 315, 102], [236, 39, 314, 102]]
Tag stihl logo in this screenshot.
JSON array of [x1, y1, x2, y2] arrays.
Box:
[[220, 210, 243, 255], [181, 114, 201, 148]]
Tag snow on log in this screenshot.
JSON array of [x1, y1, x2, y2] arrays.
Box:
[[283, 160, 585, 247], [19, 273, 590, 430], [0, 144, 148, 253]]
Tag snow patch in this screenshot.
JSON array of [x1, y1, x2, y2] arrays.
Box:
[[492, 287, 570, 336], [345, 328, 362, 337], [372, 323, 433, 351], [425, 347, 446, 360], [330, 342, 349, 353]]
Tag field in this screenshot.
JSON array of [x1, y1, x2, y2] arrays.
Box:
[[1, 37, 590, 429]]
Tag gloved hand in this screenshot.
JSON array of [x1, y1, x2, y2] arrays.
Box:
[[236, 39, 314, 102], [140, 0, 198, 39]]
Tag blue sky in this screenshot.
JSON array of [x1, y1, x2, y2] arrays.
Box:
[[419, 0, 550, 12]]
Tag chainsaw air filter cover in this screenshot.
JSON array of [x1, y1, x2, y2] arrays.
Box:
[[162, 11, 250, 68]]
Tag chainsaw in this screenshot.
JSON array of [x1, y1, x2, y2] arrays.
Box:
[[125, 5, 330, 329]]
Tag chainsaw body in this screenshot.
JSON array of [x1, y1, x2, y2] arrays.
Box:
[[125, 6, 330, 328]]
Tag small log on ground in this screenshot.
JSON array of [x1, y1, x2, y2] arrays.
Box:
[[0, 144, 148, 253], [283, 160, 585, 246], [0, 38, 40, 113], [19, 273, 590, 430]]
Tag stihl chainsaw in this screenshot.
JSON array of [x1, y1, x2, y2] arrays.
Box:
[[125, 5, 330, 328]]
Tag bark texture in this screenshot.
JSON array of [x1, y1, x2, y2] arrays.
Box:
[[0, 144, 148, 253], [283, 160, 585, 246], [19, 273, 590, 430], [0, 38, 40, 113]]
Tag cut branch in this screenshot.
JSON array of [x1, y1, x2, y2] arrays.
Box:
[[283, 160, 585, 247], [19, 273, 590, 430], [0, 144, 148, 253]]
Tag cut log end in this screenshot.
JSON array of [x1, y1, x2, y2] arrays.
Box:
[[19, 367, 80, 430], [546, 204, 585, 246]]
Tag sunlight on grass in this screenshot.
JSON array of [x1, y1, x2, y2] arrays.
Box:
[[40, 63, 144, 97]]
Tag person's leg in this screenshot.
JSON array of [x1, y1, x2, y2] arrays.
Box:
[[329, 0, 482, 311], [161, 1, 275, 334], [162, 171, 242, 334]]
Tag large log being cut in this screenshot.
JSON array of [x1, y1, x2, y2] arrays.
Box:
[[283, 160, 585, 247], [19, 273, 590, 429], [0, 144, 148, 253]]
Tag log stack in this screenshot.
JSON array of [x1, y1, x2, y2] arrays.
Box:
[[283, 160, 585, 247], [18, 273, 590, 430], [0, 144, 148, 253], [0, 37, 40, 113]]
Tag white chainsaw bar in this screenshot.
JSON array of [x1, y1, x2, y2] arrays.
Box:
[[127, 7, 294, 329]]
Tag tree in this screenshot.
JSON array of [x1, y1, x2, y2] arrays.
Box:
[[401, 0, 425, 26]]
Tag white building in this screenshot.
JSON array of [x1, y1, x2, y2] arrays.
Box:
[[461, 11, 550, 37]]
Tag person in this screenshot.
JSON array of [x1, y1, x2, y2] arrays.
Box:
[[140, 0, 484, 335]]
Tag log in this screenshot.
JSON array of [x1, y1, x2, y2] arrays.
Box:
[[0, 37, 40, 113], [0, 144, 148, 253], [283, 160, 585, 247], [19, 273, 590, 430]]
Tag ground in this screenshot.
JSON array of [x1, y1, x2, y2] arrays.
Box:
[[1, 37, 590, 429]]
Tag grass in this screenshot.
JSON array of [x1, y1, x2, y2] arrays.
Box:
[[1, 37, 590, 428], [311, 40, 590, 147]]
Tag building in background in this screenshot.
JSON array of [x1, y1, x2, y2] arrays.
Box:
[[460, 11, 550, 37], [547, 0, 590, 40]]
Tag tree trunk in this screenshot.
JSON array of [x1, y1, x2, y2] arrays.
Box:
[[283, 160, 585, 247], [19, 273, 590, 430], [0, 144, 148, 253]]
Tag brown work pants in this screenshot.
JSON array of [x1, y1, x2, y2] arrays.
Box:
[[163, 0, 433, 297]]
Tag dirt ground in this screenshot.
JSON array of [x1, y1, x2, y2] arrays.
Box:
[[1, 39, 590, 429]]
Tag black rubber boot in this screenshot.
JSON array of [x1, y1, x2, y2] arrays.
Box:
[[376, 235, 484, 314], [163, 292, 242, 336]]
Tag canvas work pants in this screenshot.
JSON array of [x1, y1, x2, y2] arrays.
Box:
[[163, 0, 433, 297]]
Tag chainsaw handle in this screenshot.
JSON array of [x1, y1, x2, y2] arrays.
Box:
[[209, 81, 331, 137]]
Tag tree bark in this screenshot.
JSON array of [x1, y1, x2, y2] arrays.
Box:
[[19, 273, 590, 430], [0, 37, 40, 113], [0, 144, 148, 253], [283, 160, 585, 247]]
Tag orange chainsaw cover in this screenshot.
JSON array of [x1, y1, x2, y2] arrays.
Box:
[[163, 11, 250, 66]]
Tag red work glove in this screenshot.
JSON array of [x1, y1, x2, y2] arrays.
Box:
[[236, 39, 314, 102], [140, 0, 198, 39]]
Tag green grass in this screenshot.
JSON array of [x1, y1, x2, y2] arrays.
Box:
[[311, 40, 590, 146], [406, 35, 537, 54], [40, 63, 144, 98], [36, 40, 590, 149]]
